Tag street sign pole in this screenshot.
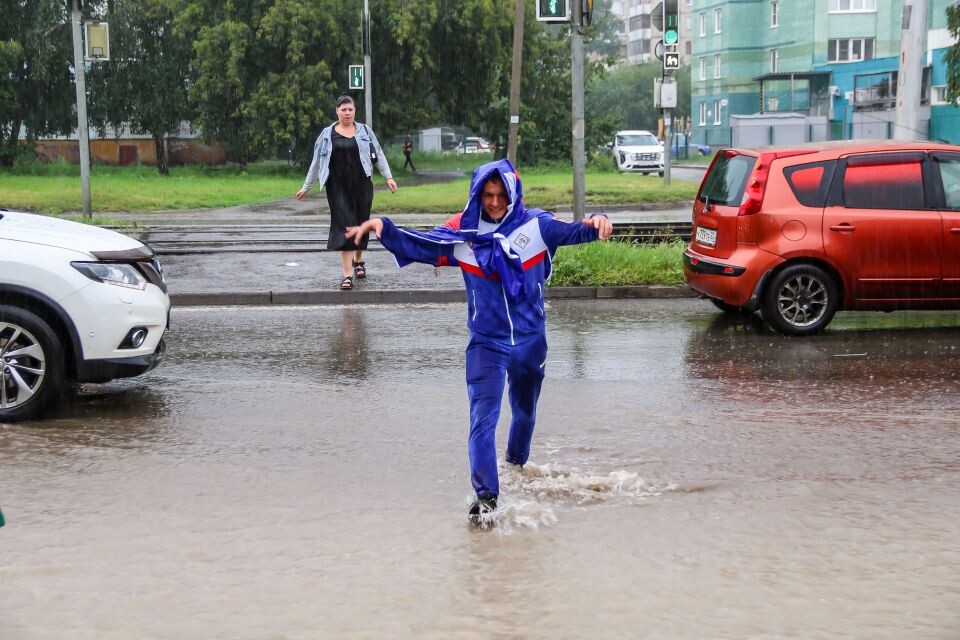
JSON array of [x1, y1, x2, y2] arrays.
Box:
[[571, 0, 585, 221], [363, 0, 372, 127], [507, 0, 524, 166], [70, 0, 92, 218]]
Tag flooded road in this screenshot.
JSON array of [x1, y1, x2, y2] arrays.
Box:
[[2, 300, 959, 639]]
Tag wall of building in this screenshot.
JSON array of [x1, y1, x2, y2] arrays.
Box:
[[34, 138, 226, 166]]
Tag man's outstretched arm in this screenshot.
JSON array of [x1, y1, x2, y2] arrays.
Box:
[[346, 217, 460, 267]]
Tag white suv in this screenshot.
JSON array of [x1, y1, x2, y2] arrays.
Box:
[[1, 210, 170, 422], [612, 130, 664, 176]]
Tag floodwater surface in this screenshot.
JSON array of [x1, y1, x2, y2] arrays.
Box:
[[1, 300, 958, 639]]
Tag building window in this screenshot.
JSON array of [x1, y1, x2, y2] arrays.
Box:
[[714, 9, 722, 34], [699, 12, 706, 36], [686, 40, 692, 55], [770, 49, 779, 73], [829, 0, 877, 11], [828, 38, 875, 63], [714, 54, 722, 78], [713, 100, 722, 125], [627, 40, 648, 57], [771, 2, 779, 27], [699, 102, 707, 126], [932, 85, 948, 105], [685, 0, 692, 5], [699, 57, 706, 80], [685, 16, 691, 31]]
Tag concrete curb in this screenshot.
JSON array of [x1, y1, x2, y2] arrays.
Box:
[[169, 285, 698, 307]]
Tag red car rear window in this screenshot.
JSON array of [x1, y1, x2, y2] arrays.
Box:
[[697, 154, 755, 207]]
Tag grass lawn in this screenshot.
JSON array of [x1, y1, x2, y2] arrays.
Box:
[[1, 156, 699, 215], [550, 239, 687, 287]]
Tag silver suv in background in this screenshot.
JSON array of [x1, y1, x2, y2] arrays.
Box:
[[611, 130, 664, 176]]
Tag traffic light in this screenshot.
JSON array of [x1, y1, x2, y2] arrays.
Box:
[[663, 0, 680, 46], [537, 0, 569, 23], [582, 0, 594, 27]]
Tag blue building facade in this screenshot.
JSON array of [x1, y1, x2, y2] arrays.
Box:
[[691, 0, 960, 146]]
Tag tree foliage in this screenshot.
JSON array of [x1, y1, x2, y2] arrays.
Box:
[[0, 0, 74, 167], [945, 4, 960, 105], [87, 0, 193, 174], [2, 0, 680, 171]]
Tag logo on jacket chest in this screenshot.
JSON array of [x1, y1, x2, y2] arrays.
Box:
[[512, 233, 531, 250]]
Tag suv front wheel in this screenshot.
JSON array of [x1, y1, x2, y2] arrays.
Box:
[[761, 264, 839, 335], [0, 305, 65, 422]]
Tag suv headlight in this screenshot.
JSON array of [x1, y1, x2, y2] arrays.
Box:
[[71, 262, 147, 290]]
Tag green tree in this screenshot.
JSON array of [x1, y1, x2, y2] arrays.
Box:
[[945, 4, 960, 104], [87, 0, 193, 175], [586, 61, 691, 139], [0, 0, 74, 167]]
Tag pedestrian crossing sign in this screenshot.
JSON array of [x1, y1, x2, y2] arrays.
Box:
[[349, 65, 364, 90]]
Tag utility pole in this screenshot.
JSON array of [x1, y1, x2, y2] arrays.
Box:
[[69, 0, 92, 218], [507, 0, 524, 165], [571, 1, 586, 221], [894, 0, 928, 140], [362, 0, 373, 127]]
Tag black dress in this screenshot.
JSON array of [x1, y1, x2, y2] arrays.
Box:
[[326, 128, 374, 250]]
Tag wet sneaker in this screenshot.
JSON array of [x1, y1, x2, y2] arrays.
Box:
[[468, 496, 498, 527]]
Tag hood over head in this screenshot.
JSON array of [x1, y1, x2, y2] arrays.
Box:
[[459, 158, 531, 236], [459, 159, 539, 300]]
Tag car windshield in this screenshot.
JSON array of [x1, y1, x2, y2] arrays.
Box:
[[697, 153, 755, 206], [618, 134, 658, 146]]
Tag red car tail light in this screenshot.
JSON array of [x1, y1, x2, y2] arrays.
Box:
[[738, 152, 774, 216]]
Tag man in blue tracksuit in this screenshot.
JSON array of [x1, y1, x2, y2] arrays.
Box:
[[346, 159, 612, 523]]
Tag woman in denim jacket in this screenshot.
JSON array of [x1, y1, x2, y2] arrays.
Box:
[[296, 95, 397, 290]]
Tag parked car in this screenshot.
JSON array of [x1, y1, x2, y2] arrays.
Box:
[[460, 136, 492, 154], [1, 210, 170, 421], [669, 133, 711, 158], [611, 130, 664, 176], [684, 141, 960, 335]]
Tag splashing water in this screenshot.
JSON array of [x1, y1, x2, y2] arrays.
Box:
[[470, 459, 676, 533]]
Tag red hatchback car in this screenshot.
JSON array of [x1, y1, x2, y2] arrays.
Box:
[[684, 141, 960, 335]]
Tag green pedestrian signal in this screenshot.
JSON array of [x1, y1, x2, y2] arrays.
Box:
[[348, 65, 364, 90], [537, 0, 568, 23], [663, 0, 680, 46]]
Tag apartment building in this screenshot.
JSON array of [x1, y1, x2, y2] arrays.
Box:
[[690, 0, 959, 147]]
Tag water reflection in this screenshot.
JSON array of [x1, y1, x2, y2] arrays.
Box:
[[325, 308, 370, 380], [683, 310, 960, 406]]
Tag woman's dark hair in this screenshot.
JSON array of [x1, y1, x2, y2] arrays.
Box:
[[336, 95, 355, 108]]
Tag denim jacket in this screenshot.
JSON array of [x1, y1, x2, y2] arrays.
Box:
[[300, 121, 393, 193]]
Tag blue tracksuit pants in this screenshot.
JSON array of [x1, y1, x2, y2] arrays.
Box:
[[465, 331, 547, 499]]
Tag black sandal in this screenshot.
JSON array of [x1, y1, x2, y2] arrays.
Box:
[[339, 275, 354, 290], [353, 261, 367, 279]]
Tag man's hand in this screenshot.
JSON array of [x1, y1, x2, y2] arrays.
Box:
[[586, 215, 613, 240], [345, 218, 384, 241]]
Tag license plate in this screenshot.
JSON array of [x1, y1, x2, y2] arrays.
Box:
[[696, 226, 717, 246]]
